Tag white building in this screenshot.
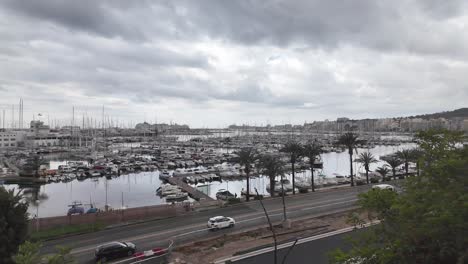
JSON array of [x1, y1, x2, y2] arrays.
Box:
[[25, 134, 66, 148], [30, 120, 50, 135], [463, 119, 468, 132], [0, 130, 28, 149]]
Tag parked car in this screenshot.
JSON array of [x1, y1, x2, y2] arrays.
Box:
[[67, 205, 84, 216], [207, 216, 235, 230], [372, 184, 396, 192], [215, 189, 235, 200], [95, 241, 136, 263], [86, 207, 98, 214]]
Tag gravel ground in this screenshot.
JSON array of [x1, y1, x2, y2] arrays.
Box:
[[169, 209, 367, 264]]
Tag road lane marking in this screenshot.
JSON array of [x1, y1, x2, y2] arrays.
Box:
[[300, 198, 358, 211], [214, 221, 380, 264], [69, 195, 359, 256], [68, 194, 357, 251]]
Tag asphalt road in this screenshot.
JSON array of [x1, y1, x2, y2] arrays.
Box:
[[231, 228, 367, 264], [41, 185, 373, 263]]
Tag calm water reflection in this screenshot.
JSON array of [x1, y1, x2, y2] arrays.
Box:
[[193, 144, 414, 199], [4, 144, 413, 217], [7, 172, 170, 218]]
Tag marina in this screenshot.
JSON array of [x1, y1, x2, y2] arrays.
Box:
[[2, 141, 413, 218]]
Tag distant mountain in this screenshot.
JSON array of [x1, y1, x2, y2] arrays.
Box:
[[407, 108, 468, 120]]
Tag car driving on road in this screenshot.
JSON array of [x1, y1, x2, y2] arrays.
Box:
[[95, 241, 136, 263], [207, 216, 235, 230]]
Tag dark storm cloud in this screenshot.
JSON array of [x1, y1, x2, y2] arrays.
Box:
[[0, 0, 467, 127], [182, 1, 385, 45], [4, 0, 467, 57], [2, 0, 145, 39], [182, 0, 468, 58]]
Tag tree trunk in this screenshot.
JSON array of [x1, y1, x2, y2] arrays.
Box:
[[246, 171, 250, 202], [393, 168, 396, 181], [349, 149, 354, 187], [416, 161, 420, 176], [310, 164, 315, 192], [270, 176, 276, 197], [365, 169, 369, 185], [291, 162, 296, 195], [280, 174, 286, 221], [405, 162, 409, 178]]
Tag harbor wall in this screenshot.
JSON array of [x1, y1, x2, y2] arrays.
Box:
[[29, 202, 192, 231]]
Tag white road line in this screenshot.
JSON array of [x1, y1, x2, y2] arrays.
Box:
[[214, 221, 380, 264], [300, 199, 358, 211], [70, 196, 358, 256]]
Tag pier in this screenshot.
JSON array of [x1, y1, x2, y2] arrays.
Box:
[[167, 177, 215, 202]]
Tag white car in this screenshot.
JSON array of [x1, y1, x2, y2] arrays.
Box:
[[207, 216, 235, 230], [372, 184, 396, 191]]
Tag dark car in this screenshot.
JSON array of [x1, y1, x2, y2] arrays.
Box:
[[95, 241, 136, 263], [67, 205, 84, 216]]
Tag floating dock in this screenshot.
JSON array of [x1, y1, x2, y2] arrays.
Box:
[[167, 177, 214, 202]]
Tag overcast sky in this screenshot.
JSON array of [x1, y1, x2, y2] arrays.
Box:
[[1, 0, 467, 128]]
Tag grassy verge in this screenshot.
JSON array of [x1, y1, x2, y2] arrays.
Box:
[[30, 222, 106, 242]]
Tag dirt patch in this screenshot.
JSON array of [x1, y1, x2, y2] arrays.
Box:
[[170, 209, 368, 264]]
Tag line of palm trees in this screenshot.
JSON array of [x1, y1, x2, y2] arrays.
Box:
[[339, 132, 423, 185], [238, 132, 423, 201], [373, 148, 422, 181], [237, 138, 323, 201]]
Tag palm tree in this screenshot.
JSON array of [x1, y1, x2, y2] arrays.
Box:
[[376, 165, 390, 181], [258, 154, 285, 198], [336, 132, 365, 186], [410, 148, 423, 176], [396, 149, 412, 178], [355, 152, 378, 184], [237, 147, 258, 201], [280, 141, 303, 195], [302, 140, 323, 192], [258, 154, 286, 221], [382, 156, 402, 180]]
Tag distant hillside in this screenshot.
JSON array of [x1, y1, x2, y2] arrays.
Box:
[[408, 108, 468, 120]]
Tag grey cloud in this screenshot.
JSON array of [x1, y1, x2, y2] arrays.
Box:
[[179, 0, 468, 58], [2, 0, 468, 58], [0, 1, 467, 127], [416, 0, 465, 19], [2, 0, 155, 40]]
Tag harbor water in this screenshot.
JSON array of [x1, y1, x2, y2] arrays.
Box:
[[3, 144, 414, 218]]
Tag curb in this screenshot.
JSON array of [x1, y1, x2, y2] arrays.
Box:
[[214, 219, 379, 264], [173, 206, 359, 251]]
